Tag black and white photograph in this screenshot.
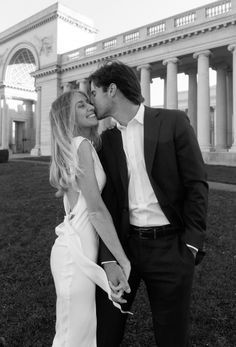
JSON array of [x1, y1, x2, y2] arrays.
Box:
[[0, 0, 235, 346]]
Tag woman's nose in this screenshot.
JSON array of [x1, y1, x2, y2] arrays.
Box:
[[88, 103, 95, 111]]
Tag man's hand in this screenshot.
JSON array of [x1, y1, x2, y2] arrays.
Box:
[[103, 262, 131, 304]]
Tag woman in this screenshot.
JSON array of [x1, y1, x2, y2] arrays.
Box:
[[49, 90, 130, 347]]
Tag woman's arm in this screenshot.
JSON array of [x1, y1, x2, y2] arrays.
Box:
[[77, 140, 130, 279]]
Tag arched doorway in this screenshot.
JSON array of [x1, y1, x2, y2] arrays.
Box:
[[3, 47, 37, 153]]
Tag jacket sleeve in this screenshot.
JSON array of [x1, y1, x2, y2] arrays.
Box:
[[174, 111, 208, 256]]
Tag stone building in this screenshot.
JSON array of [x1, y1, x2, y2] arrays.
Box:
[[0, 0, 236, 165]]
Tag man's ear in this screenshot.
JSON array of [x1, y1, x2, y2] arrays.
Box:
[[108, 83, 117, 96]]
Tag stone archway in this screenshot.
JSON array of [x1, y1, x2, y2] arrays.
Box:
[[2, 46, 38, 153]]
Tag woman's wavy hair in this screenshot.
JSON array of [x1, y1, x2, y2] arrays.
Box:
[[49, 89, 100, 196]]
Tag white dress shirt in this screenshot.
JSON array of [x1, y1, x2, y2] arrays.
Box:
[[118, 104, 170, 227]]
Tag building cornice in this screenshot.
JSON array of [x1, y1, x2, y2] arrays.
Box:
[[60, 16, 236, 73], [31, 64, 61, 78], [0, 6, 97, 45], [57, 12, 97, 34], [0, 12, 58, 45]]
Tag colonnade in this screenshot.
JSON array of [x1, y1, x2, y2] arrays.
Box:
[[135, 45, 236, 152], [28, 44, 236, 156]]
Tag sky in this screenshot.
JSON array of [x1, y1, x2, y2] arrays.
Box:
[[0, 0, 217, 40], [0, 0, 217, 105]]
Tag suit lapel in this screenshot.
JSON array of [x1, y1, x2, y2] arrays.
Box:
[[144, 107, 162, 176], [108, 107, 162, 192], [108, 127, 128, 191]]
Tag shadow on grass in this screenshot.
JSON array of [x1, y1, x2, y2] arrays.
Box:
[[0, 161, 235, 347]]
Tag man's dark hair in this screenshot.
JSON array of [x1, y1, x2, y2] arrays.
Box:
[[88, 60, 144, 105]]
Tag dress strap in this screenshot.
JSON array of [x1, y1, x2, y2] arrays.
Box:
[[73, 136, 92, 151]]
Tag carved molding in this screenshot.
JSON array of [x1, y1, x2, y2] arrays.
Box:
[[163, 57, 179, 66], [60, 19, 236, 73], [0, 14, 58, 45], [0, 11, 97, 46], [32, 64, 61, 78], [0, 49, 9, 67], [34, 35, 53, 56]]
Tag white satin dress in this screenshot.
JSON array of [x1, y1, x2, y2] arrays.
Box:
[[50, 136, 117, 347]]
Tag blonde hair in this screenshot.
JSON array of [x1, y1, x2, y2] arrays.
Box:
[[49, 90, 100, 195]]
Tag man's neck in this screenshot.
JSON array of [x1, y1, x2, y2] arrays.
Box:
[[113, 103, 140, 127]]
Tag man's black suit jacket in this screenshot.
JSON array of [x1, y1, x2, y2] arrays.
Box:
[[98, 106, 208, 265]]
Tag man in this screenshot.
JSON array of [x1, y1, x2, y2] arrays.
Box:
[[88, 60, 208, 347]]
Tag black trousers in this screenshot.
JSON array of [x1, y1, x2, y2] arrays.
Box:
[[96, 230, 195, 347]]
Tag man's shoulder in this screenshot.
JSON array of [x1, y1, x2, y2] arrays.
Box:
[[147, 106, 186, 117], [145, 106, 188, 124]]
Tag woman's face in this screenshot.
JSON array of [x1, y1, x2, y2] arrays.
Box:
[[73, 92, 98, 131]]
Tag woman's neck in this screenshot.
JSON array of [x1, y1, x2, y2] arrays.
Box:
[[77, 128, 92, 140]]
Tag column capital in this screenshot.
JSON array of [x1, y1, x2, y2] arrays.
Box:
[[62, 82, 73, 92], [228, 43, 236, 52], [211, 62, 229, 71], [185, 68, 197, 76], [162, 57, 179, 66], [76, 78, 88, 84], [193, 50, 211, 59], [137, 64, 151, 71], [158, 73, 167, 80]]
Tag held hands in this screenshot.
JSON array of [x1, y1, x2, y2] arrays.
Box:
[[103, 262, 131, 304]]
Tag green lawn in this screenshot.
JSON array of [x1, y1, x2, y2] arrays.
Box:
[[0, 161, 235, 347]]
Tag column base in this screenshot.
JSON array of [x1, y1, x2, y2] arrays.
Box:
[[228, 144, 236, 153], [214, 146, 228, 152], [30, 146, 41, 156], [200, 145, 212, 152], [202, 151, 236, 166]]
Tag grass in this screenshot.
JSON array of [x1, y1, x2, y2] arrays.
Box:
[[205, 165, 236, 185], [12, 156, 236, 185], [0, 161, 235, 347]]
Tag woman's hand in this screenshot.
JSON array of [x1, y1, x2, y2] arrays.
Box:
[[103, 262, 131, 304]]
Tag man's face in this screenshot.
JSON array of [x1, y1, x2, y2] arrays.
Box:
[[90, 82, 112, 120]]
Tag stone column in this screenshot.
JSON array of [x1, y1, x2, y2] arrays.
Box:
[[226, 70, 233, 148], [160, 75, 167, 108], [163, 58, 178, 109], [215, 63, 228, 150], [0, 96, 8, 149], [31, 87, 41, 156], [137, 64, 151, 106], [78, 79, 89, 94], [186, 69, 197, 134], [24, 100, 34, 151], [228, 44, 236, 151], [193, 50, 211, 151]]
